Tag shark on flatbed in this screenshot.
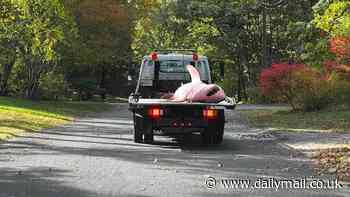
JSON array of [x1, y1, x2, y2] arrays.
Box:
[[165, 65, 226, 103]]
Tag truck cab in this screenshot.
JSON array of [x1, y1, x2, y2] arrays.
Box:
[[128, 50, 235, 145], [136, 52, 211, 98]]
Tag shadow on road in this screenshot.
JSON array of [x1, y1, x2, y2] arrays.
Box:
[[0, 167, 101, 197], [1, 133, 313, 179], [0, 167, 156, 197], [1, 104, 348, 197]]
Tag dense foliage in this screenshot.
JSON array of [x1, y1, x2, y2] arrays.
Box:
[[260, 63, 332, 111], [259, 0, 350, 111], [0, 0, 348, 109], [0, 0, 132, 100]]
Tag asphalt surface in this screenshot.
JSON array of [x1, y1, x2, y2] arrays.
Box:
[[0, 104, 349, 197]]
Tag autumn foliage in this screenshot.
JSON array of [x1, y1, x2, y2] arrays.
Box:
[[323, 60, 350, 79], [327, 36, 350, 75], [260, 33, 350, 111], [260, 63, 306, 97], [260, 63, 331, 111], [329, 36, 350, 60]]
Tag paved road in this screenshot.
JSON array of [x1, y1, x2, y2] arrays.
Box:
[[0, 104, 348, 197]]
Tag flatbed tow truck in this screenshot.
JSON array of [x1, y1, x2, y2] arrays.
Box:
[[128, 50, 235, 145]]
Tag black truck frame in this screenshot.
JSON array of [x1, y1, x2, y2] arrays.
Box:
[[128, 50, 235, 145]]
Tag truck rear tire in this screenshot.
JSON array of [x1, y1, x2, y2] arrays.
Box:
[[144, 133, 154, 144], [133, 112, 154, 144], [201, 127, 224, 145], [213, 127, 224, 144], [133, 113, 143, 143], [202, 113, 225, 145], [201, 131, 212, 145], [134, 129, 143, 143]]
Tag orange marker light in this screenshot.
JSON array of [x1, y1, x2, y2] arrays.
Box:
[[203, 109, 218, 120]]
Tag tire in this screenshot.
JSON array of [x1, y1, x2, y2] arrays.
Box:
[[201, 131, 213, 145], [213, 125, 224, 144], [134, 129, 143, 143], [144, 133, 154, 144], [133, 112, 154, 144], [202, 111, 225, 145], [133, 113, 143, 143], [202, 125, 224, 145]]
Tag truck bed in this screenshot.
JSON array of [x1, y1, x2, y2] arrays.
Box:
[[129, 98, 236, 109]]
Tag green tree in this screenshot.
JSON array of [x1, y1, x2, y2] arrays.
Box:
[[63, 0, 133, 99], [313, 0, 350, 36], [0, 0, 76, 99], [18, 0, 76, 99], [0, 0, 22, 95], [174, 0, 318, 100], [131, 0, 321, 101]]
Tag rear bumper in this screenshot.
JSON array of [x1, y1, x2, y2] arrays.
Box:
[[132, 105, 225, 136], [152, 117, 208, 133], [155, 127, 205, 135]]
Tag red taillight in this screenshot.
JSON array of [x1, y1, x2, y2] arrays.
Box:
[[192, 53, 198, 61], [148, 107, 163, 120], [203, 108, 218, 120], [150, 51, 158, 61]]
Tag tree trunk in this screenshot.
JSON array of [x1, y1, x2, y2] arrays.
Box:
[[236, 45, 249, 102], [261, 4, 268, 68], [99, 64, 107, 100], [0, 61, 15, 96], [24, 59, 44, 100], [236, 57, 242, 102]]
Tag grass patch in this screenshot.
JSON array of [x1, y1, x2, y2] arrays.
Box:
[[0, 96, 112, 140], [239, 107, 350, 132]]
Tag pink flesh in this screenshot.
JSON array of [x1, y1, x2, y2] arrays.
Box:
[[169, 65, 226, 103]]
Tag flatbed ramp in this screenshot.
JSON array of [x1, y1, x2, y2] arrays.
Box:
[[129, 97, 236, 109]]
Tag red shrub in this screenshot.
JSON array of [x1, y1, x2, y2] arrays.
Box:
[[259, 63, 329, 111], [260, 62, 307, 98]]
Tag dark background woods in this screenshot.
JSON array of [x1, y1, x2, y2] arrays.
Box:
[[0, 0, 349, 108]]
